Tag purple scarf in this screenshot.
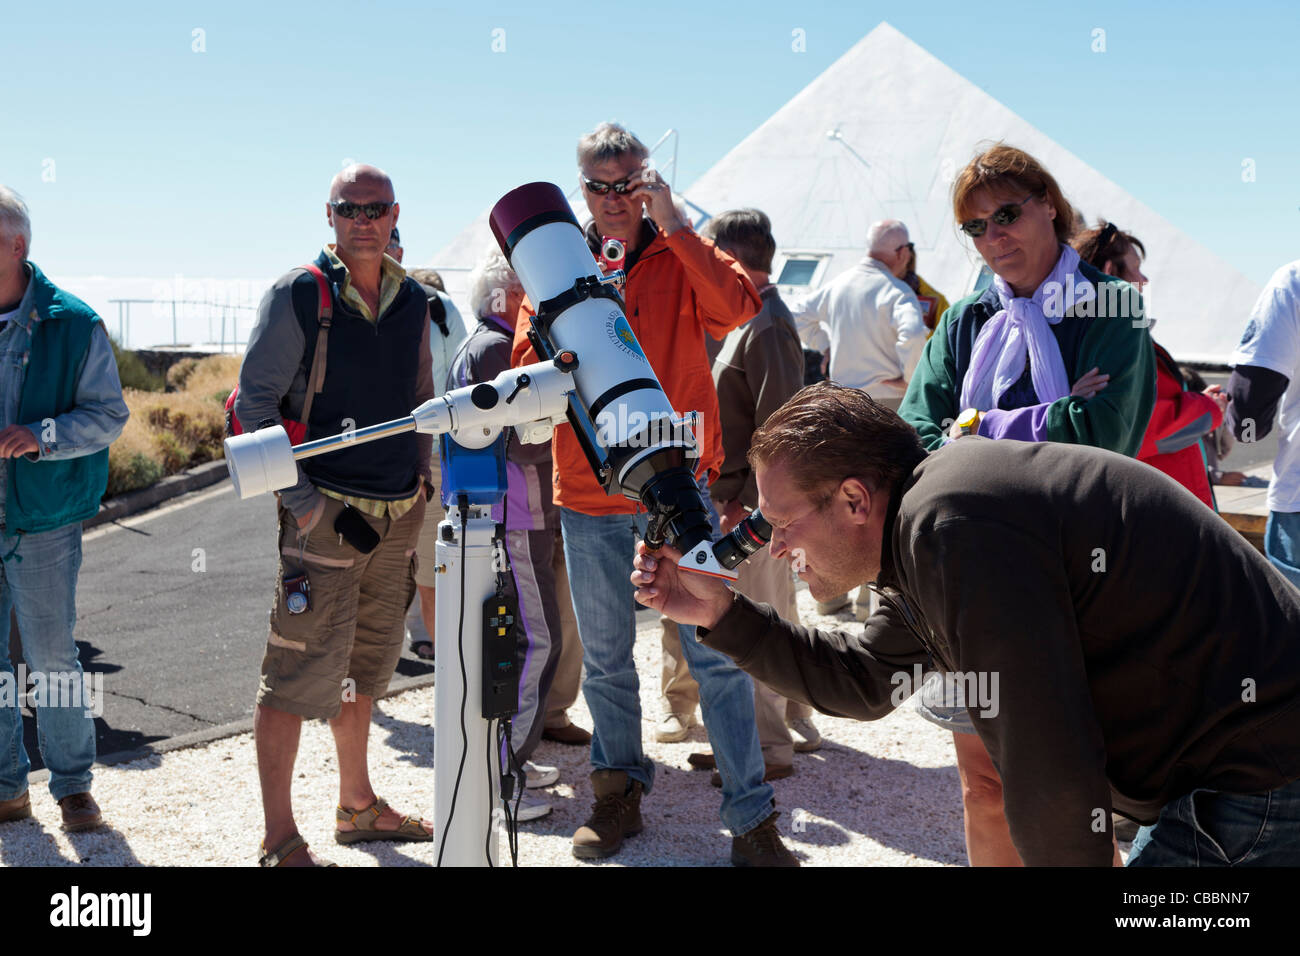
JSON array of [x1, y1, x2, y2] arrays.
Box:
[[959, 244, 1095, 412]]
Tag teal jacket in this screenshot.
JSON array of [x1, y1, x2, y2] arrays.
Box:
[[899, 260, 1155, 456], [2, 262, 129, 534]]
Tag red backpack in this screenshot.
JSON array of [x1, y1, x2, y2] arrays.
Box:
[[224, 263, 333, 444]]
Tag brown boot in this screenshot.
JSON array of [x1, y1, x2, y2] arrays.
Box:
[[731, 811, 799, 867], [0, 790, 32, 824], [58, 792, 103, 832], [572, 770, 644, 860]]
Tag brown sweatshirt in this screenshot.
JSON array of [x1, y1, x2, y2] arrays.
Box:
[[711, 286, 805, 509], [700, 437, 1300, 865]]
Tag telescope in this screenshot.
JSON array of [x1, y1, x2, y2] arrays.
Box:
[[223, 182, 763, 866]]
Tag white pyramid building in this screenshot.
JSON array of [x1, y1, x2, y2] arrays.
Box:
[[435, 21, 1258, 362]]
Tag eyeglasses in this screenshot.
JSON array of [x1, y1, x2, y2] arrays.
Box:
[[582, 176, 638, 196], [959, 194, 1037, 238], [330, 200, 395, 220], [894, 241, 915, 254]]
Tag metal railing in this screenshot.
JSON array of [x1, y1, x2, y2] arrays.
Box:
[[108, 297, 259, 351]]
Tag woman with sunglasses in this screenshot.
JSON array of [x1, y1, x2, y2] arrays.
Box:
[[898, 144, 1156, 867]]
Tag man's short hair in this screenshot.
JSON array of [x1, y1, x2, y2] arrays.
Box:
[[0, 185, 32, 249], [748, 382, 927, 502], [704, 209, 776, 274], [866, 219, 908, 257], [407, 267, 445, 292], [577, 122, 649, 168], [467, 249, 523, 320]]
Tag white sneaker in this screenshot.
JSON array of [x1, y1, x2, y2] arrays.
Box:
[[788, 717, 822, 753], [508, 790, 552, 822], [655, 712, 697, 743], [524, 760, 559, 789]]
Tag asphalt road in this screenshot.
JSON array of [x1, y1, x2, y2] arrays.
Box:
[[13, 481, 444, 769]]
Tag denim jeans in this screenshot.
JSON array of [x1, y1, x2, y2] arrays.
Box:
[[1127, 776, 1300, 866], [0, 522, 96, 801], [560, 483, 774, 836], [1265, 510, 1300, 589]]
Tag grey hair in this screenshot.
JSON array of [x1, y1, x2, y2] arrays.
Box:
[[577, 122, 649, 168], [0, 185, 32, 249], [467, 248, 523, 320], [866, 219, 908, 256]]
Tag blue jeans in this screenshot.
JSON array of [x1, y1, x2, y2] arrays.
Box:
[[1127, 776, 1300, 866], [0, 523, 96, 802], [560, 487, 774, 836], [1265, 510, 1300, 589]]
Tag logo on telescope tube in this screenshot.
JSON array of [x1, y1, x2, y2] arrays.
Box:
[[608, 313, 646, 363]]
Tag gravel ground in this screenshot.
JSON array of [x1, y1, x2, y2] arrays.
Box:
[[1, 587, 1102, 867]]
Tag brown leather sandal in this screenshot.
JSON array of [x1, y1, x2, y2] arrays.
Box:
[[335, 796, 432, 845], [259, 834, 337, 867]]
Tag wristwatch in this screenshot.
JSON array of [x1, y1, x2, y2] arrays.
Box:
[[955, 407, 983, 437]]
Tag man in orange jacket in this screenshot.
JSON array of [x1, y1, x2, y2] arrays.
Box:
[[511, 122, 794, 865]]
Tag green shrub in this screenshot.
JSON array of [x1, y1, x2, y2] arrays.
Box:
[[110, 336, 164, 392], [106, 449, 164, 497]]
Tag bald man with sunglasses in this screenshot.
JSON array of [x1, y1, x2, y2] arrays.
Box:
[[236, 163, 437, 867]]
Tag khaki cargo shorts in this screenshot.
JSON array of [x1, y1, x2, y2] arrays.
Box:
[[257, 491, 425, 719]]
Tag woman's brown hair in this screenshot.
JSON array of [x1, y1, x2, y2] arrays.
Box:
[[1071, 220, 1146, 277], [952, 143, 1076, 245]]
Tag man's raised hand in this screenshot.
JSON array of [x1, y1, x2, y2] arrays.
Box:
[[631, 540, 734, 630]]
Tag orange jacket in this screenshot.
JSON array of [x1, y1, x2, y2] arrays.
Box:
[[511, 224, 761, 515]]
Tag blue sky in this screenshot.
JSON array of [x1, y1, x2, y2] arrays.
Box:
[[2, 0, 1296, 286]]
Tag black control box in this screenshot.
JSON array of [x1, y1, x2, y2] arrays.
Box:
[[482, 593, 521, 719]]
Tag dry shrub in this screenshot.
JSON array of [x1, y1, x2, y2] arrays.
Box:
[[184, 354, 241, 405], [166, 357, 201, 390], [106, 395, 166, 496], [104, 355, 239, 498]]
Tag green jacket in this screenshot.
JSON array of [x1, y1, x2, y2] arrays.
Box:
[[899, 260, 1155, 456], [3, 263, 127, 534]]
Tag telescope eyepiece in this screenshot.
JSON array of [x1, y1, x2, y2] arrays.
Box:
[[712, 508, 772, 570]]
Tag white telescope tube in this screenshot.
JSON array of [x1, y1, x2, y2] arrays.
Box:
[[490, 183, 695, 500]]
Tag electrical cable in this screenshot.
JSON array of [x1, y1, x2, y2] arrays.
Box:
[[435, 494, 471, 867]]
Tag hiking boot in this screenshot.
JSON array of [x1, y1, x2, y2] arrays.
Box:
[[572, 770, 644, 860], [59, 792, 103, 832], [542, 722, 592, 746], [732, 811, 799, 867], [0, 790, 32, 824]]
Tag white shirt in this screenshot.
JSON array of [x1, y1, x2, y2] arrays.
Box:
[[789, 257, 927, 399], [427, 289, 471, 397], [1231, 260, 1300, 512]]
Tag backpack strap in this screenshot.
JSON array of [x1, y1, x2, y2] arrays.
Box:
[[299, 263, 333, 426], [428, 291, 449, 337]]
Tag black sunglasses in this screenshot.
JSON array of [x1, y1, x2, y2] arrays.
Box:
[[582, 176, 637, 196], [330, 200, 395, 220], [960, 194, 1036, 238]]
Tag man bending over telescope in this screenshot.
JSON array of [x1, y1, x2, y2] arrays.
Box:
[[631, 382, 1300, 866]]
